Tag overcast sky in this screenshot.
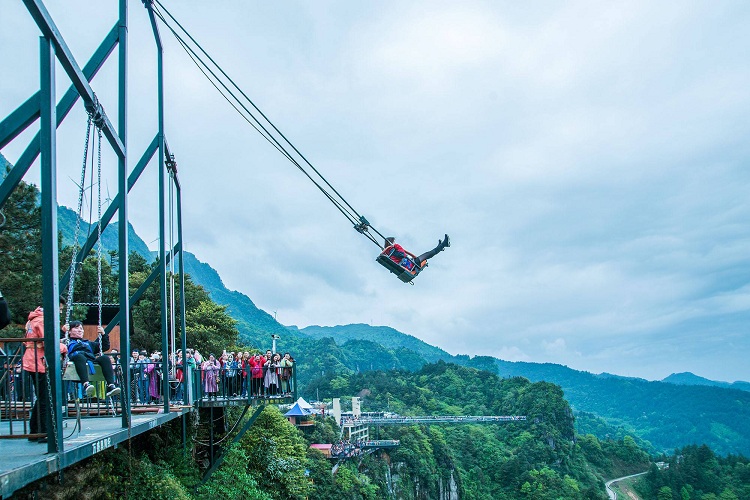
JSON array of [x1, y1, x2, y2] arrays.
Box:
[[2, 1, 749, 382]]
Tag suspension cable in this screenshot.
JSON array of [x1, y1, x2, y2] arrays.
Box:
[[150, 1, 387, 248], [150, 5, 363, 228]]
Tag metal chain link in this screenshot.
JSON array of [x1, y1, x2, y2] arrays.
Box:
[[96, 127, 104, 357], [96, 128, 104, 356], [43, 359, 59, 452], [66, 115, 93, 329]]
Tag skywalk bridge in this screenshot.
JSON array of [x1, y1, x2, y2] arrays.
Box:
[[342, 415, 527, 426]]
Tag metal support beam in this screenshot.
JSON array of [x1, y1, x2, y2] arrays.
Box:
[[177, 171, 189, 405], [143, 0, 170, 415], [117, 0, 130, 430], [39, 35, 63, 455], [201, 405, 267, 484], [0, 24, 119, 209], [23, 0, 125, 158], [0, 96, 40, 150]]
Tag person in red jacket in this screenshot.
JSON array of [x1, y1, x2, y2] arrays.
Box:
[[249, 353, 266, 397], [383, 235, 450, 270]]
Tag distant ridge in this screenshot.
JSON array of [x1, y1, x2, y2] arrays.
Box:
[[662, 371, 750, 392], [299, 324, 452, 363]]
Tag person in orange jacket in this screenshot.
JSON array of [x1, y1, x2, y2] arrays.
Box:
[[23, 306, 68, 443]]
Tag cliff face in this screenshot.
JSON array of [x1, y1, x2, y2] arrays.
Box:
[[388, 461, 460, 500]]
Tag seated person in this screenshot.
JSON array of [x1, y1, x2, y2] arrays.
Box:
[[383, 234, 451, 270], [64, 320, 121, 398]]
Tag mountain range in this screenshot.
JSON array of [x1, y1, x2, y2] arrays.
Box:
[[44, 177, 750, 457]]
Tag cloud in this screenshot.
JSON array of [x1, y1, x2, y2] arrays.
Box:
[[4, 0, 750, 382]]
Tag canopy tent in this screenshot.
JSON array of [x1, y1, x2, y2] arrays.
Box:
[[285, 402, 314, 417]]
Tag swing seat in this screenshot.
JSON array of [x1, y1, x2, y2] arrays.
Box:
[[376, 248, 424, 283], [63, 361, 106, 383]]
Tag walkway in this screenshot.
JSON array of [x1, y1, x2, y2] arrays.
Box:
[[605, 471, 647, 500]]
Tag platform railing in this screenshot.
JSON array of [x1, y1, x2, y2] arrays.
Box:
[[1, 337, 127, 441], [192, 362, 298, 404]]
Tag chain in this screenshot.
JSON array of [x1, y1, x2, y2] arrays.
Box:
[[66, 115, 93, 327], [43, 358, 59, 451], [96, 127, 104, 357]]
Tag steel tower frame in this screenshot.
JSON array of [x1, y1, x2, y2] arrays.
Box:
[[0, 0, 189, 454]]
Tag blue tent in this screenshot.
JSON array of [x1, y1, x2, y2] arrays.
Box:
[[285, 402, 313, 417]]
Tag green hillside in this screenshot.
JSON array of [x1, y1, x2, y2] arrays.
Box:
[[494, 360, 750, 456], [57, 204, 153, 260]]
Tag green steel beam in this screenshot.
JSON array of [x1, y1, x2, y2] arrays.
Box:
[[40, 35, 63, 455], [143, 0, 170, 415], [0, 95, 40, 150], [0, 24, 119, 209], [23, 0, 125, 158], [117, 0, 130, 429]]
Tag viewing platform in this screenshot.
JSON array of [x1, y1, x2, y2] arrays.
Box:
[[0, 355, 297, 498]]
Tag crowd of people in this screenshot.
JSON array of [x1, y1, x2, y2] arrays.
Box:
[[330, 439, 366, 458], [126, 348, 296, 404]]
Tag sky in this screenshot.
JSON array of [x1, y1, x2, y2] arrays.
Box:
[[2, 1, 749, 382]]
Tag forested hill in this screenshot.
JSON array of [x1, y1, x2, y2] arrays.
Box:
[[292, 325, 750, 456], [493, 360, 750, 457]]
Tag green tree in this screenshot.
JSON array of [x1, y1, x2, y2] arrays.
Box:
[[196, 445, 271, 500], [0, 176, 42, 329], [242, 406, 311, 499], [657, 486, 673, 500], [185, 299, 239, 356]]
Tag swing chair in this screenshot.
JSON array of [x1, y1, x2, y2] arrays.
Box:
[[376, 248, 425, 284]]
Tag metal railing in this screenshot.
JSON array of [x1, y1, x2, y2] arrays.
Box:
[[191, 362, 298, 403], [122, 360, 298, 405], [1, 338, 121, 441]]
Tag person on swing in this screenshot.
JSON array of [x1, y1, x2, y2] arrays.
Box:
[[383, 234, 450, 271], [64, 320, 121, 398]]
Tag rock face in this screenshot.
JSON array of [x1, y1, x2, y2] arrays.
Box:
[[438, 471, 459, 500], [389, 461, 460, 499]]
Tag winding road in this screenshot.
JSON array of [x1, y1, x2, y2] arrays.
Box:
[[605, 472, 647, 500]]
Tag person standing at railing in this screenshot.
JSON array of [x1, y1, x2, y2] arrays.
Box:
[[202, 354, 220, 399], [135, 351, 150, 403], [129, 350, 140, 403], [264, 353, 281, 396], [23, 306, 67, 443], [249, 353, 265, 397], [173, 350, 184, 403], [239, 352, 249, 397], [227, 353, 240, 397], [279, 352, 294, 395], [143, 352, 162, 403]]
